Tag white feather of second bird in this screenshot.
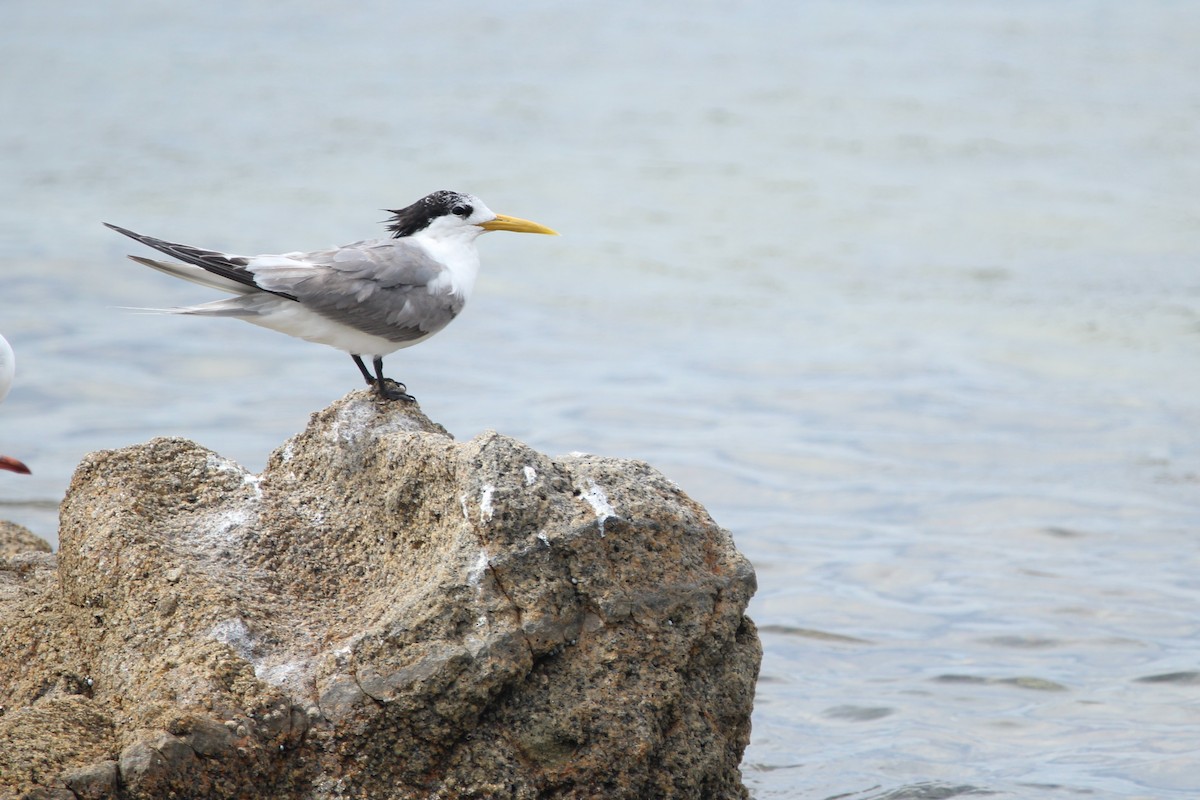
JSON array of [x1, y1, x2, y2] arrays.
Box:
[[0, 333, 14, 404]]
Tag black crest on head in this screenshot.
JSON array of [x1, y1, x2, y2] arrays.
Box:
[[385, 190, 473, 238]]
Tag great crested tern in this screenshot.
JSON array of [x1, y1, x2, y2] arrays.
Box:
[[0, 333, 30, 474], [105, 190, 557, 400]]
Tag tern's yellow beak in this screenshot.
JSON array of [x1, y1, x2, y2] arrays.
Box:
[[479, 214, 558, 235]]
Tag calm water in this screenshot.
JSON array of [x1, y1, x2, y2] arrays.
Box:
[[3, 2, 1199, 797]]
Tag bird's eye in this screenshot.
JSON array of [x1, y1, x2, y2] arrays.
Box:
[[452, 204, 472, 218]]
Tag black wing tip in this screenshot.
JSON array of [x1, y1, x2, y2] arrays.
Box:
[[103, 222, 139, 239]]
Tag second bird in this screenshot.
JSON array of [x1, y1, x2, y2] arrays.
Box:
[[106, 190, 557, 400]]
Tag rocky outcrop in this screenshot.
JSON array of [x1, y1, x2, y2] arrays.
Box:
[[0, 520, 51, 558], [0, 391, 760, 799]]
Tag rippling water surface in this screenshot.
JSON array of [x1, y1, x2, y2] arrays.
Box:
[[3, 2, 1199, 797]]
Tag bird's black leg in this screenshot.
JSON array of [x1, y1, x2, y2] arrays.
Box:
[[371, 355, 414, 402], [351, 354, 374, 386]]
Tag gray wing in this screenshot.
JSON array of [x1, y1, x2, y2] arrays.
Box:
[[256, 240, 464, 344]]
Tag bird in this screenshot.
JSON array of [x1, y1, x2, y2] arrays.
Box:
[[105, 190, 557, 400], [0, 333, 31, 474]]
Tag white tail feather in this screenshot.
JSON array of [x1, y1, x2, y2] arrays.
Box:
[[127, 255, 254, 295]]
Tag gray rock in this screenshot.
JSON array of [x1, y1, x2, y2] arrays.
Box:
[[182, 716, 234, 757], [61, 759, 118, 799], [0, 390, 760, 799], [117, 741, 167, 789]]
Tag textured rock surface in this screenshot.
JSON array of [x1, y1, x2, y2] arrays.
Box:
[[0, 519, 52, 557], [0, 391, 760, 799]]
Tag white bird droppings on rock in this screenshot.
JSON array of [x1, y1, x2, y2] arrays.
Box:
[[243, 472, 263, 499], [210, 617, 255, 662], [255, 659, 308, 691], [467, 549, 490, 588], [579, 479, 616, 537], [203, 507, 250, 550], [205, 453, 243, 475], [480, 484, 495, 522]]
